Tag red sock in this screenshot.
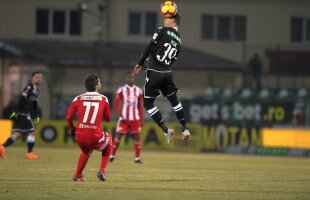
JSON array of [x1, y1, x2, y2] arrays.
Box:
[[75, 151, 91, 176], [134, 139, 141, 158], [100, 138, 112, 172], [111, 137, 120, 156]]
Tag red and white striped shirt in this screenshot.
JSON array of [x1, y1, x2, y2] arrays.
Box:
[[114, 84, 144, 121]]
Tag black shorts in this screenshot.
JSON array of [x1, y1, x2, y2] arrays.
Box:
[[144, 69, 179, 98], [12, 113, 35, 133]]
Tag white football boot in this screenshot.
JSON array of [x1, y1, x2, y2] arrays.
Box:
[[164, 128, 174, 144], [182, 129, 191, 141]]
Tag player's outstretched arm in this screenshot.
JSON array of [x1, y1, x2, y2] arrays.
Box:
[[134, 36, 158, 74], [134, 28, 162, 74]]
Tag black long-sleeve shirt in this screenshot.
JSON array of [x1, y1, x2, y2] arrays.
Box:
[[17, 83, 39, 118], [138, 26, 182, 72]]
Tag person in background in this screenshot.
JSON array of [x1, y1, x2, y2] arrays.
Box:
[[0, 72, 42, 159], [66, 74, 112, 182], [109, 72, 144, 164]]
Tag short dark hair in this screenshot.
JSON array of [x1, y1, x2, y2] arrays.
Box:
[[32, 71, 41, 77], [85, 74, 99, 92], [171, 13, 181, 25]]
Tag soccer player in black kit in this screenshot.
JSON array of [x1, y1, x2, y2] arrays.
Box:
[[133, 14, 190, 144], [0, 72, 42, 159]]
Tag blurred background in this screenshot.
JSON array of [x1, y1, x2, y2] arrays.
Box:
[[0, 0, 310, 156]]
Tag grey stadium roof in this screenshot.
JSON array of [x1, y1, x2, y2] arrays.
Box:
[[0, 39, 243, 70]]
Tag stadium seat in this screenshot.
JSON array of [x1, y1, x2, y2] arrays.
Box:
[[205, 87, 214, 97], [222, 88, 233, 98], [259, 89, 270, 99], [297, 88, 308, 98], [240, 88, 252, 98], [278, 88, 289, 98]]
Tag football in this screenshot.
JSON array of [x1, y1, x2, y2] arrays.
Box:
[[160, 1, 177, 18]]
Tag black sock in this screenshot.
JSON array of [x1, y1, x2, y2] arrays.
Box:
[[167, 93, 187, 131], [151, 110, 168, 133], [27, 142, 35, 153], [3, 137, 14, 148], [160, 122, 168, 133], [175, 109, 187, 131], [144, 98, 168, 133]]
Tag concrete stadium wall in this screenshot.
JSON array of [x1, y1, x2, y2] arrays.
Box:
[[1, 0, 310, 64]]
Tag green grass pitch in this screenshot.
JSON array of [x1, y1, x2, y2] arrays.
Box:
[[0, 147, 310, 200]]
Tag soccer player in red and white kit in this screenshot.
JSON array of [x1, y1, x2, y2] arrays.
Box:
[[66, 74, 112, 182], [109, 72, 144, 164]]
